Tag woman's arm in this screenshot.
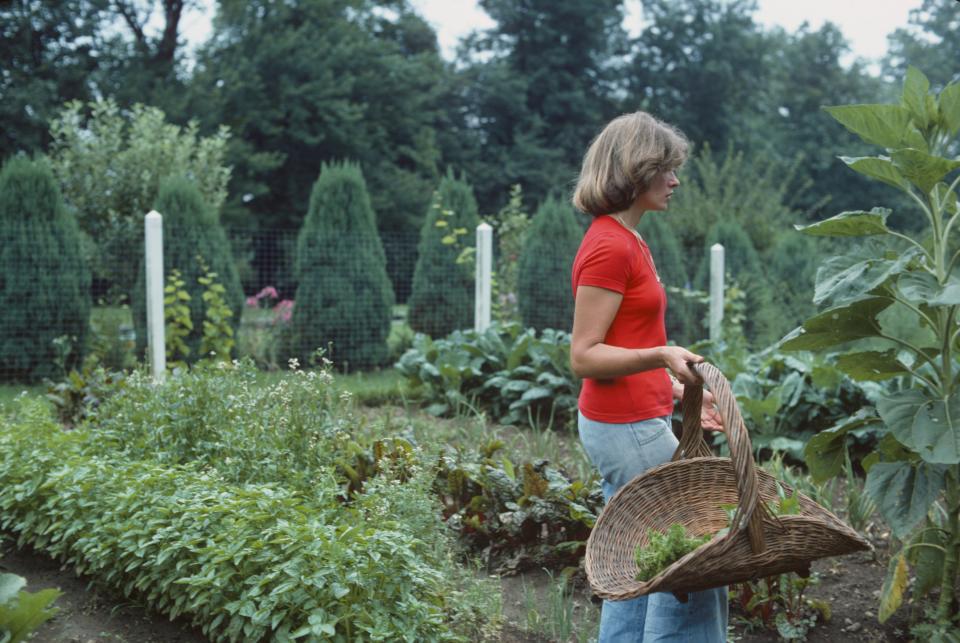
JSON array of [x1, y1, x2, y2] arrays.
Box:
[[570, 285, 703, 383]]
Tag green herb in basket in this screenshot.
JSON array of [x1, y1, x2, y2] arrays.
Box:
[[635, 524, 712, 581]]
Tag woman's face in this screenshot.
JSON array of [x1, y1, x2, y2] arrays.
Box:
[[636, 170, 680, 212]]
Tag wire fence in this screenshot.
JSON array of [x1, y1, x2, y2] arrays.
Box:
[[0, 226, 426, 383]]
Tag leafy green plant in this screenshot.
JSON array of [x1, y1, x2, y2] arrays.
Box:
[[45, 364, 127, 429], [435, 439, 603, 571], [782, 66, 960, 624], [0, 572, 61, 643], [634, 524, 711, 582], [396, 322, 578, 428], [490, 184, 531, 324], [163, 269, 193, 368], [731, 572, 827, 642], [197, 257, 236, 361]]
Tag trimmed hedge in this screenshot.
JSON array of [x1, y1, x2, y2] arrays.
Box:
[[0, 156, 90, 381], [517, 197, 582, 332], [289, 163, 394, 370], [407, 173, 480, 337]]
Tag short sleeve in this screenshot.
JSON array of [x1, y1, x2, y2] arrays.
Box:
[[574, 234, 633, 294]]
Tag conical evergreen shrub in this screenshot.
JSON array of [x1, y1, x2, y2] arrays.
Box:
[[768, 231, 819, 336], [638, 214, 696, 345], [0, 156, 91, 382], [133, 176, 243, 362], [289, 163, 394, 370], [517, 197, 582, 332], [407, 172, 480, 337], [694, 219, 779, 346]]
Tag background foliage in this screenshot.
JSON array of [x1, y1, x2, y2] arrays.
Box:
[[0, 157, 90, 382]]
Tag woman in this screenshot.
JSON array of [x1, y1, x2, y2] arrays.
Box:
[[570, 111, 727, 642]]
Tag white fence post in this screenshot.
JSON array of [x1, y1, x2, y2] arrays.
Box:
[[475, 222, 493, 332], [145, 210, 166, 382], [709, 243, 724, 342]]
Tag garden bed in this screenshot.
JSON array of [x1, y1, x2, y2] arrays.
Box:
[[2, 531, 913, 642]]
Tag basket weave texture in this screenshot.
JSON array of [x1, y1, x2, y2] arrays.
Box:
[[585, 362, 870, 601]]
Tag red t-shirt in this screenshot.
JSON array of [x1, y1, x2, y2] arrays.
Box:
[[571, 215, 673, 423]]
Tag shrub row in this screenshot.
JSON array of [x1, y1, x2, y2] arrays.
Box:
[[0, 398, 489, 642]]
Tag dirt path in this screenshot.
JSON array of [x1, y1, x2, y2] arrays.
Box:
[[1, 537, 205, 643]]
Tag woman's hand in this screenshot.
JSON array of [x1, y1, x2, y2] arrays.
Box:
[[659, 346, 704, 385], [700, 390, 724, 431]]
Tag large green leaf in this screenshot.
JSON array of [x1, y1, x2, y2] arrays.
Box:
[[878, 550, 908, 623], [823, 104, 913, 148], [891, 149, 960, 194], [780, 297, 891, 351], [902, 66, 932, 128], [940, 82, 960, 135], [0, 575, 26, 607], [804, 409, 882, 483], [840, 157, 910, 191], [0, 587, 61, 643], [813, 248, 917, 307], [795, 208, 893, 237], [898, 270, 960, 306], [865, 461, 946, 539], [875, 301, 940, 355], [878, 389, 960, 463], [908, 522, 946, 598], [834, 350, 908, 381]]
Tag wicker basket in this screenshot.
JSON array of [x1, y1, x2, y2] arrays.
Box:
[[584, 362, 870, 602]]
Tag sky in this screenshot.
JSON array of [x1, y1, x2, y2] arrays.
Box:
[[178, 0, 924, 68]]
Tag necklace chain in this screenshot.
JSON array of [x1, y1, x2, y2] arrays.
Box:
[[612, 214, 661, 283]]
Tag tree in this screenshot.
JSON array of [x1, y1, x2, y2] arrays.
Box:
[[187, 0, 447, 299], [665, 146, 811, 259], [626, 0, 770, 154], [289, 163, 394, 370], [0, 156, 90, 381], [451, 0, 627, 212], [132, 176, 243, 362], [0, 1, 105, 160], [47, 99, 231, 302], [407, 172, 480, 337], [517, 197, 582, 332], [638, 213, 696, 344], [885, 0, 960, 91], [762, 22, 894, 217]]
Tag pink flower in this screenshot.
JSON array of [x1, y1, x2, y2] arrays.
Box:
[[274, 299, 294, 323], [257, 286, 279, 300]]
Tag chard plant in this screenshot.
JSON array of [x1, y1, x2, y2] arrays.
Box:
[[782, 67, 960, 624]]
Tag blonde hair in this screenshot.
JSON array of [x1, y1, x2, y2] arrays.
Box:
[[572, 112, 689, 216]]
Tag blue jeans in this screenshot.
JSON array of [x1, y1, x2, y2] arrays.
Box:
[[579, 412, 728, 642]]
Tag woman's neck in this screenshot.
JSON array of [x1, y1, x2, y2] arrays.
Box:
[[611, 201, 645, 228]]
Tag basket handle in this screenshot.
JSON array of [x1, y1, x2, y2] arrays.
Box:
[[673, 361, 767, 554]]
